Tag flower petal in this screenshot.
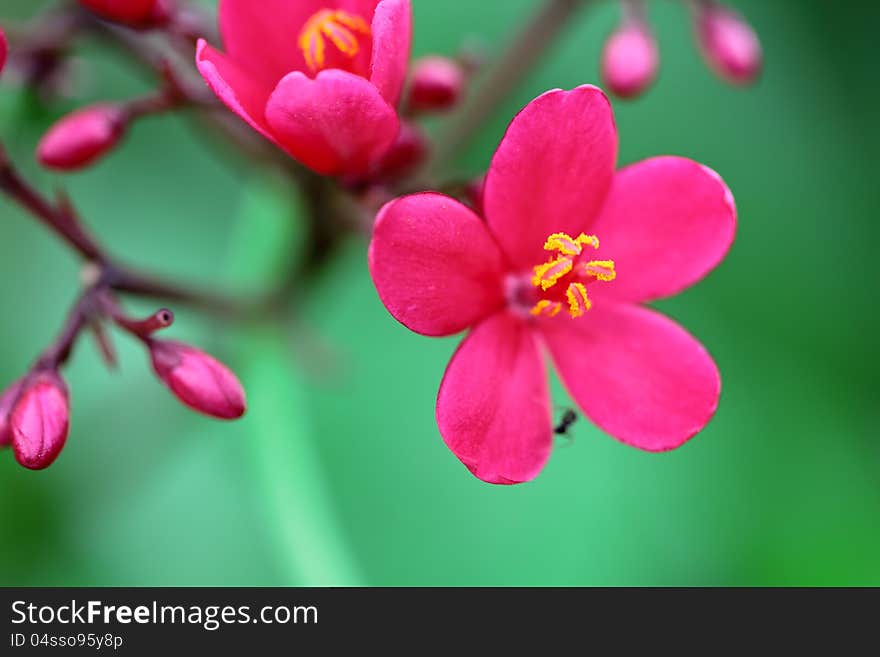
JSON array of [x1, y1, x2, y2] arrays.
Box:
[[483, 85, 617, 269], [437, 312, 552, 484], [369, 193, 506, 336], [369, 0, 411, 106], [218, 0, 323, 84], [195, 40, 276, 142], [219, 0, 381, 84], [542, 302, 721, 452], [265, 69, 399, 176], [590, 156, 737, 303]]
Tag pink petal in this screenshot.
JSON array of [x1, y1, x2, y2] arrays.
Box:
[[483, 85, 617, 269], [218, 0, 323, 84], [589, 157, 737, 304], [218, 0, 380, 84], [265, 69, 399, 176], [369, 0, 411, 106], [542, 302, 721, 452], [369, 193, 506, 336], [437, 312, 552, 484], [195, 39, 276, 143]]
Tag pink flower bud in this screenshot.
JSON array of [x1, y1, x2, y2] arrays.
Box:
[[374, 122, 428, 181], [149, 341, 246, 420], [37, 104, 127, 171], [10, 371, 70, 470], [408, 56, 466, 113], [0, 378, 26, 448], [696, 3, 762, 85], [78, 0, 167, 26], [0, 25, 7, 77], [601, 23, 658, 99]]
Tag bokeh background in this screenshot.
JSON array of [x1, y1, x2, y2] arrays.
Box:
[[1, 0, 877, 586]]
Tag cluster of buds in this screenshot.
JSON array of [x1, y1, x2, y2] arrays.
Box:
[[601, 0, 761, 99], [0, 294, 245, 471]]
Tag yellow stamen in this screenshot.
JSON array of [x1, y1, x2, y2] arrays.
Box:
[[565, 282, 591, 318], [532, 255, 573, 290], [299, 10, 371, 72], [530, 300, 562, 317], [584, 259, 616, 282], [543, 232, 600, 255], [576, 233, 600, 250], [543, 232, 581, 256]]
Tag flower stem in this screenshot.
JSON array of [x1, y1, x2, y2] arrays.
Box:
[[429, 0, 592, 175]]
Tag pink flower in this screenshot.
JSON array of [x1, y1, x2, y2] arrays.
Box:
[[149, 340, 246, 419], [601, 23, 658, 99], [369, 86, 736, 484], [196, 0, 412, 177], [407, 56, 465, 112], [696, 3, 761, 85], [78, 0, 167, 26], [9, 371, 70, 470], [37, 104, 127, 171]]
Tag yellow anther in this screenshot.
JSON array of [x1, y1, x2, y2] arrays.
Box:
[[543, 232, 600, 255], [532, 255, 573, 290], [299, 10, 371, 72], [584, 259, 616, 282], [576, 233, 600, 250], [543, 232, 582, 256], [565, 282, 591, 318], [530, 300, 562, 317]]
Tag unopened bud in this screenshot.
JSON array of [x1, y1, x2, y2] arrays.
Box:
[[0, 25, 7, 77], [407, 56, 465, 113], [78, 0, 169, 27], [601, 23, 658, 99], [375, 122, 428, 181], [10, 371, 70, 470], [0, 378, 25, 448], [696, 2, 762, 85], [37, 104, 127, 171], [149, 341, 246, 420]]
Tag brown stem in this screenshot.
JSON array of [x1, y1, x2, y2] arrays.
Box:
[[0, 145, 246, 316], [35, 287, 101, 370], [0, 147, 105, 261], [429, 0, 591, 175]]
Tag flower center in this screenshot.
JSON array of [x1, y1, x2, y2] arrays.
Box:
[[298, 9, 371, 73], [524, 232, 616, 319]]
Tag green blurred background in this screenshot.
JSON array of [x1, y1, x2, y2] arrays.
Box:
[[1, 0, 877, 586]]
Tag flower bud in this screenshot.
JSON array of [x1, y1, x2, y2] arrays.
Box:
[[407, 56, 466, 113], [37, 104, 127, 171], [0, 25, 8, 77], [0, 378, 25, 448], [78, 0, 168, 27], [696, 3, 762, 85], [374, 122, 428, 181], [10, 371, 70, 470], [601, 23, 658, 99], [149, 341, 246, 420]]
